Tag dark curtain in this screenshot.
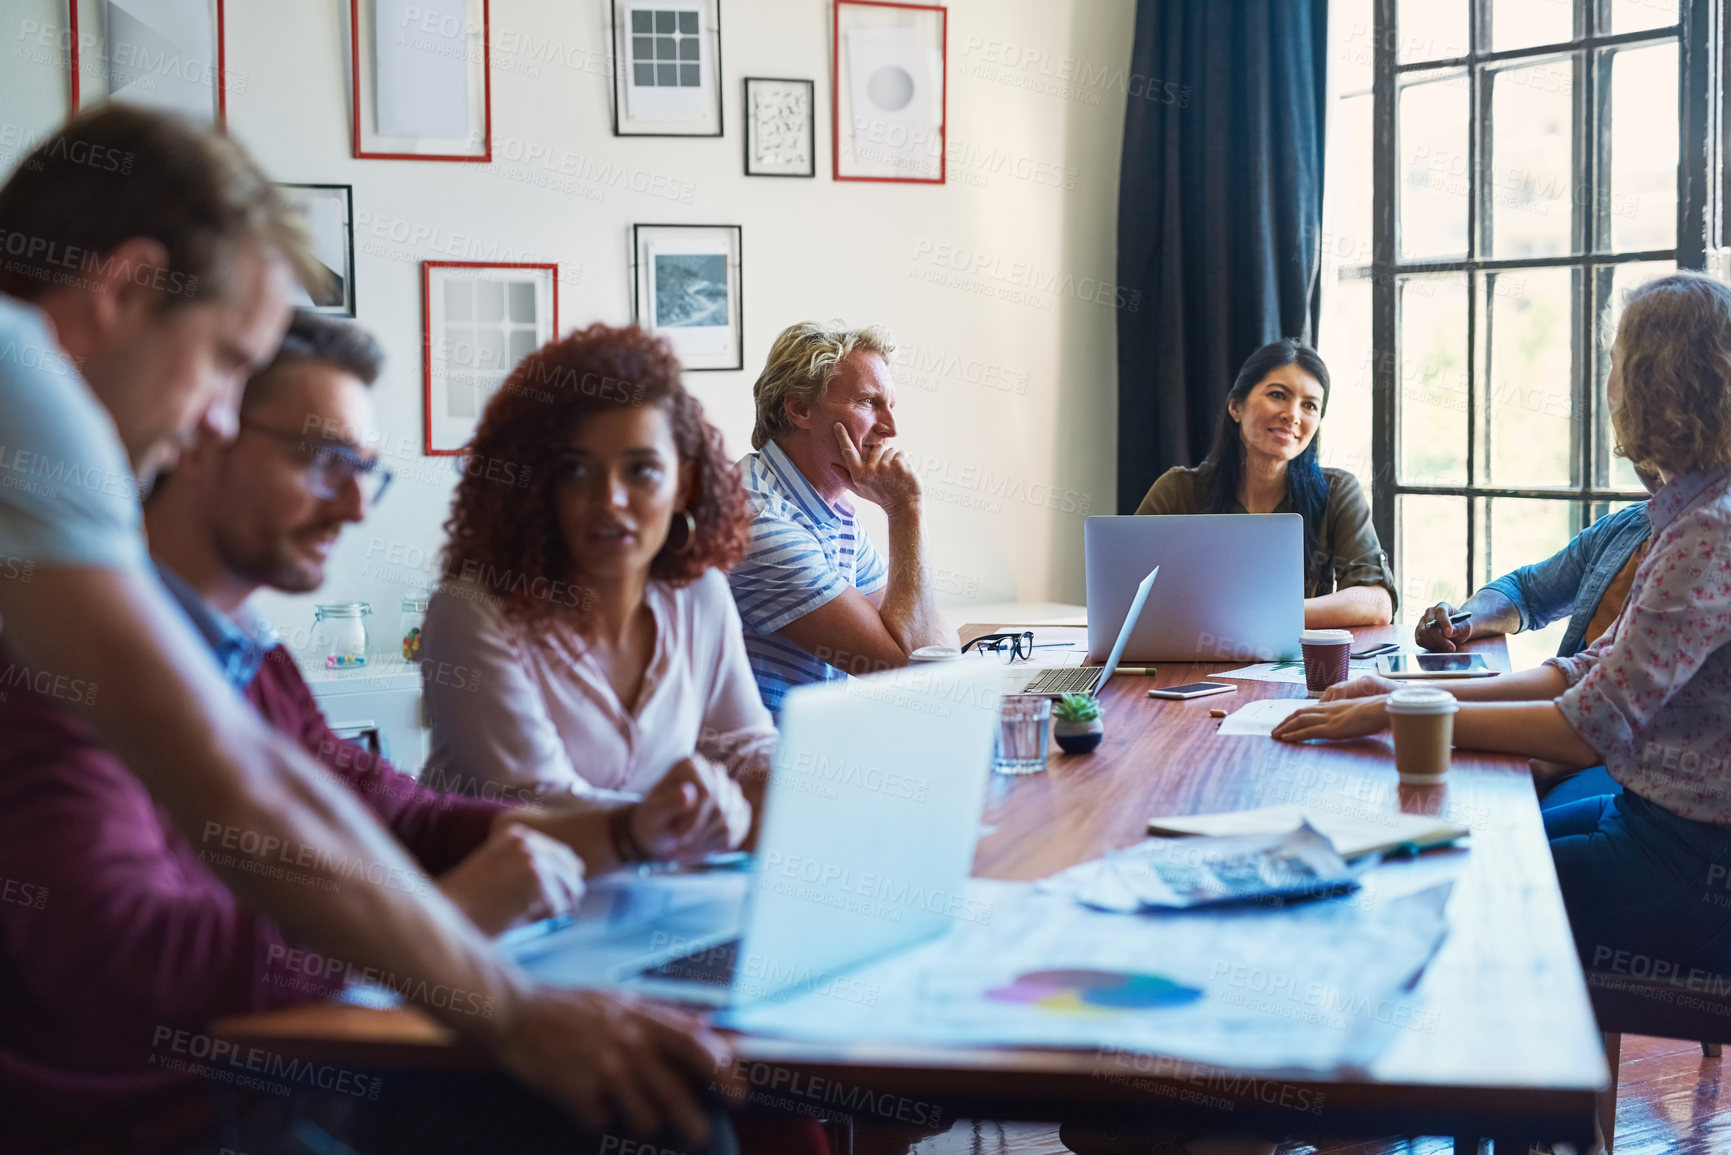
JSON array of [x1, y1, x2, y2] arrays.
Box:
[[1115, 0, 1329, 513]]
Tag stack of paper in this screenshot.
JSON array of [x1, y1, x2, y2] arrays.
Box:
[[1146, 803, 1469, 860]]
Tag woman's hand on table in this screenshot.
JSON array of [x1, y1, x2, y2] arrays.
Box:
[[631, 755, 753, 862], [439, 823, 587, 936], [1321, 673, 1402, 702], [1272, 695, 1392, 742]]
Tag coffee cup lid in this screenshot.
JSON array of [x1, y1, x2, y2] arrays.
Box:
[[1387, 687, 1460, 715], [910, 645, 962, 663], [1299, 629, 1354, 644]]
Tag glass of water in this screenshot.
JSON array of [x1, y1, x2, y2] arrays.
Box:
[[994, 697, 1053, 775]]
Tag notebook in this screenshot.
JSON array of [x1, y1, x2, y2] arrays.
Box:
[[1145, 803, 1468, 861]]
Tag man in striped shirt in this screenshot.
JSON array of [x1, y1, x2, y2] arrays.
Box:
[[729, 322, 956, 715]]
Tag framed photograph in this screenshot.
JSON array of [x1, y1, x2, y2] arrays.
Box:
[[350, 0, 491, 161], [631, 225, 742, 372], [276, 184, 356, 317], [69, 0, 229, 126], [832, 0, 946, 184], [743, 77, 815, 177], [422, 262, 557, 455], [609, 0, 722, 137]]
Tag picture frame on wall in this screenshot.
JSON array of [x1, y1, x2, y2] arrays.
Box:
[[68, 0, 228, 126], [351, 0, 491, 161], [743, 77, 815, 177], [422, 261, 557, 455], [275, 184, 356, 318], [832, 0, 946, 184], [609, 0, 722, 137], [631, 225, 742, 371]]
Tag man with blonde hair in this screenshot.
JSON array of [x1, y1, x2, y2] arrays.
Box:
[[728, 321, 955, 714]]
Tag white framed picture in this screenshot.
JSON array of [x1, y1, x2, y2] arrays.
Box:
[[70, 0, 228, 126], [422, 262, 557, 455], [610, 0, 722, 137], [275, 184, 355, 317], [350, 0, 491, 161], [631, 224, 742, 371], [744, 77, 815, 177], [833, 0, 947, 183]]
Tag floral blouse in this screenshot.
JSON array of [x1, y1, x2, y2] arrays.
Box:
[[1547, 468, 1731, 823]]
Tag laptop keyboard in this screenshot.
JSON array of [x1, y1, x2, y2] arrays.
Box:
[[639, 937, 740, 987], [1023, 666, 1105, 695]]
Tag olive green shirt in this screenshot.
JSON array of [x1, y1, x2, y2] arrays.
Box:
[[1134, 464, 1398, 608]]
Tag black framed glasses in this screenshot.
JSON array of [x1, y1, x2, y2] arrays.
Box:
[[962, 632, 1037, 662], [241, 421, 394, 507]]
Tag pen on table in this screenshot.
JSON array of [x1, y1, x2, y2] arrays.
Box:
[[1424, 611, 1472, 630], [1112, 666, 1159, 675]]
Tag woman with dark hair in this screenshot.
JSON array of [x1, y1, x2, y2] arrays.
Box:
[[419, 324, 771, 845], [1134, 339, 1396, 628]]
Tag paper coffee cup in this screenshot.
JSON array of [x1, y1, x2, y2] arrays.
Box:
[[1387, 687, 1459, 783], [1299, 628, 1354, 695]]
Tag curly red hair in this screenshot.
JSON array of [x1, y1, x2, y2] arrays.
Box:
[[441, 323, 751, 633]]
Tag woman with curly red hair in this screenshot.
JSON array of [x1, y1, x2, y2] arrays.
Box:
[[419, 324, 773, 858]]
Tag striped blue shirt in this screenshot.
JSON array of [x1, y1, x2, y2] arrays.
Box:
[[728, 440, 888, 715]]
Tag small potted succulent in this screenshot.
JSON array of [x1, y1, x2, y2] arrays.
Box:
[[1052, 692, 1104, 754]]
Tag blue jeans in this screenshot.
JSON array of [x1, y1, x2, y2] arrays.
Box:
[[1539, 765, 1621, 810], [1546, 791, 1731, 978]]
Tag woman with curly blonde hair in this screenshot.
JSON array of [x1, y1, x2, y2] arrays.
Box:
[[418, 324, 772, 863], [1271, 272, 1731, 980]]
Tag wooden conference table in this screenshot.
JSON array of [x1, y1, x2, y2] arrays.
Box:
[[215, 623, 1607, 1152]]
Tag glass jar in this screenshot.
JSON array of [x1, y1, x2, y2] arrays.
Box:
[[400, 594, 430, 661], [313, 602, 372, 669]]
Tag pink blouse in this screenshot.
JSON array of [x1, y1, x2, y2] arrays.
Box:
[[419, 568, 777, 798]]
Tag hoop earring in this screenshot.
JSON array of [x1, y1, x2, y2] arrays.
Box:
[[668, 509, 697, 555]]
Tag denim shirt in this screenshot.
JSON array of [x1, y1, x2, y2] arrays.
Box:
[[1479, 502, 1652, 657], [154, 564, 277, 693]]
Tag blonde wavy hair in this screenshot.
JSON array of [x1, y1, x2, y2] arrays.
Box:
[[1612, 273, 1731, 479], [750, 321, 895, 449]]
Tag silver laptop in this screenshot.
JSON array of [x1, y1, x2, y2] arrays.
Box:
[[1084, 514, 1304, 663], [1020, 566, 1158, 696], [505, 660, 1004, 1008]]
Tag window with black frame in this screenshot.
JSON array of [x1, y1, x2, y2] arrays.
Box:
[[1320, 0, 1709, 664]]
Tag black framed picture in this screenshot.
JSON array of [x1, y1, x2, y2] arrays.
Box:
[[610, 0, 723, 137], [275, 184, 356, 317], [631, 224, 742, 371], [744, 77, 816, 177]]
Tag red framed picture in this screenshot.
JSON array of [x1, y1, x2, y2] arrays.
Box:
[[68, 0, 229, 127], [832, 0, 947, 184], [351, 0, 492, 162], [422, 261, 558, 455]]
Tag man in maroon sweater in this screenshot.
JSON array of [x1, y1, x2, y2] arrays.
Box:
[[0, 312, 757, 1153]]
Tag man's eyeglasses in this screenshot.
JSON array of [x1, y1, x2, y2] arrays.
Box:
[[241, 421, 394, 507], [962, 631, 1037, 661]]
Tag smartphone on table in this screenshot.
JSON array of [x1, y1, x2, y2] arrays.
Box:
[[1147, 682, 1237, 700]]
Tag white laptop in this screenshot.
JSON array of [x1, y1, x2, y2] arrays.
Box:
[[1017, 567, 1158, 696], [505, 659, 1004, 1008], [1084, 514, 1305, 663]]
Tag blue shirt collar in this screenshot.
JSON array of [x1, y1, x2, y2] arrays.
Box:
[[1647, 467, 1730, 535], [154, 564, 277, 692], [761, 439, 854, 527]]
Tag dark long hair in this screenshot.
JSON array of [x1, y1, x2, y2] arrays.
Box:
[[1199, 339, 1333, 592]]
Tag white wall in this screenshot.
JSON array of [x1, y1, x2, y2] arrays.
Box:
[[2, 0, 1135, 647]]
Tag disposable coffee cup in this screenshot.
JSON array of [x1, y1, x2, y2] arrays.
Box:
[[1387, 687, 1460, 783], [910, 645, 961, 663], [1299, 629, 1354, 696]]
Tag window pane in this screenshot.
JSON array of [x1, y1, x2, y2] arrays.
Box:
[[1608, 0, 1678, 34], [1490, 0, 1573, 52], [1488, 58, 1576, 259], [1324, 94, 1375, 272], [1604, 43, 1679, 252], [1473, 495, 1579, 667], [1397, 0, 1468, 63], [1334, 0, 1375, 95], [1594, 260, 1674, 490], [1319, 276, 1374, 491], [1400, 72, 1470, 260], [1398, 495, 1468, 613], [1398, 275, 1469, 485], [1483, 267, 1577, 488]]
